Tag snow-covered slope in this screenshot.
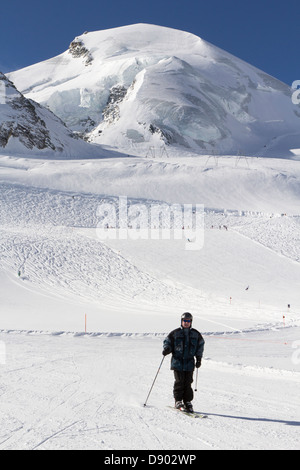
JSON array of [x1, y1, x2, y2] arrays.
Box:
[[0, 175, 299, 450], [1, 329, 299, 450], [1, 152, 299, 214], [8, 24, 300, 156], [0, 72, 112, 158], [0, 149, 299, 449]]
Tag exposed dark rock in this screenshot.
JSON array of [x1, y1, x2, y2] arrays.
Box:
[[0, 72, 78, 152], [102, 85, 128, 124], [69, 38, 93, 65], [149, 123, 172, 145]]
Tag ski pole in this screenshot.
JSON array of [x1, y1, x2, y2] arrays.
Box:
[[195, 368, 199, 392], [143, 356, 165, 407]]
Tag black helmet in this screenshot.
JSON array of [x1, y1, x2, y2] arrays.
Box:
[[181, 312, 193, 325]]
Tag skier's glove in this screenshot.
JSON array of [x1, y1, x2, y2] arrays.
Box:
[[162, 348, 171, 356], [196, 357, 202, 368]]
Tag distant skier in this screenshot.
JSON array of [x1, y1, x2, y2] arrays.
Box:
[[162, 312, 205, 413]]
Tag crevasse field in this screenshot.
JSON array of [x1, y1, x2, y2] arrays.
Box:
[[0, 150, 299, 450]]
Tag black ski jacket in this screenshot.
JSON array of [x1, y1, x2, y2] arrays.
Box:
[[163, 327, 205, 371]]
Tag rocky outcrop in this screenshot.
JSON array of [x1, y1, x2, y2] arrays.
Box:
[[0, 72, 88, 155], [102, 85, 128, 124], [69, 38, 93, 65], [0, 73, 59, 150]]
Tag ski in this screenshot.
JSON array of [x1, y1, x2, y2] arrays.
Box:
[[167, 406, 208, 419]]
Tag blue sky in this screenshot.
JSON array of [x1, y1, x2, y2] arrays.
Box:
[[0, 0, 298, 85]]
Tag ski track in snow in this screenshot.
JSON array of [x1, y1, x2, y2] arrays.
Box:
[[0, 332, 299, 450], [1, 181, 299, 265], [0, 226, 183, 306], [1, 182, 300, 326]]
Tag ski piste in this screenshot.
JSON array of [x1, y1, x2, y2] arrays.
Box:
[[167, 406, 208, 419]]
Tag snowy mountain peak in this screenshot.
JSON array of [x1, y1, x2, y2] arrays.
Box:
[[7, 24, 300, 156]]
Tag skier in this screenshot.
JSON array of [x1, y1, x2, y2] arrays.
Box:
[[162, 312, 205, 413]]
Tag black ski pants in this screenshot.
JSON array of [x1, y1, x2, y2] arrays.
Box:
[[173, 370, 194, 403]]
